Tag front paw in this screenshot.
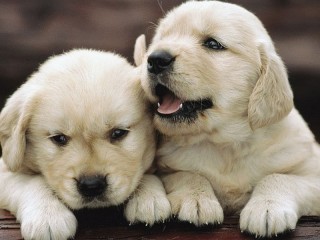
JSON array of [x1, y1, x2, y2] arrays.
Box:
[[163, 172, 223, 226], [124, 175, 171, 226], [240, 197, 298, 237], [169, 190, 224, 226], [20, 200, 77, 240]]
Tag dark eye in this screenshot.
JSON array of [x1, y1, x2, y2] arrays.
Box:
[[110, 128, 129, 142], [50, 134, 69, 146], [203, 38, 225, 50]]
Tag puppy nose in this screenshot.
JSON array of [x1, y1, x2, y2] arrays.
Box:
[[147, 50, 174, 74], [77, 175, 107, 198]]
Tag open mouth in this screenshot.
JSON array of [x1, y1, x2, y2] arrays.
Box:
[[154, 84, 213, 122]]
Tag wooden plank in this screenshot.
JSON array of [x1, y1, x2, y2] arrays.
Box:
[[1, 208, 320, 239], [0, 209, 22, 240]]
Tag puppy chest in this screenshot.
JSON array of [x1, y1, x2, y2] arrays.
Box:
[[211, 178, 253, 213], [206, 161, 254, 212], [157, 141, 255, 211]]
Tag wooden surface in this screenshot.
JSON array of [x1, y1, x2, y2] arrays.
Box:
[[1, 208, 320, 240]]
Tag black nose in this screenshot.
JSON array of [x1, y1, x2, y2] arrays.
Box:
[[147, 50, 174, 75], [77, 175, 107, 198]]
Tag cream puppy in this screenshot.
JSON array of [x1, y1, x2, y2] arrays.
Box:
[[0, 49, 169, 240], [135, 1, 320, 238]]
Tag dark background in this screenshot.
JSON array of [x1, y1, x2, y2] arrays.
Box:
[[0, 0, 319, 141]]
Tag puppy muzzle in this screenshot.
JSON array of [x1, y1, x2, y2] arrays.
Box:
[[147, 50, 175, 75], [76, 174, 107, 198]]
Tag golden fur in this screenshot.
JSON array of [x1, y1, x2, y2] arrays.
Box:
[[135, 1, 320, 237], [0, 49, 169, 240]]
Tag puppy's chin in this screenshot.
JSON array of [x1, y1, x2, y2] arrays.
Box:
[[79, 197, 111, 209], [153, 111, 211, 136], [59, 191, 128, 210]]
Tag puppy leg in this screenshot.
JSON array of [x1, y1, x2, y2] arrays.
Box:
[[163, 171, 224, 226], [125, 174, 171, 225], [0, 161, 77, 240], [240, 173, 320, 237]]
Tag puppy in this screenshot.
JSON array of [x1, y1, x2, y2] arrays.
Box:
[[0, 49, 169, 240], [135, 1, 320, 237]]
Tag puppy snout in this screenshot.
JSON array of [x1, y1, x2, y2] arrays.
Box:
[[147, 50, 174, 75], [77, 175, 107, 198]]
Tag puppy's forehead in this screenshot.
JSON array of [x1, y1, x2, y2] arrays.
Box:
[[154, 1, 266, 44], [34, 50, 144, 129]]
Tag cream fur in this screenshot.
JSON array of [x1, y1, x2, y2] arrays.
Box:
[[0, 49, 169, 240], [136, 1, 320, 237]]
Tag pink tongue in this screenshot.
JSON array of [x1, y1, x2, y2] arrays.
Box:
[[157, 94, 182, 114]]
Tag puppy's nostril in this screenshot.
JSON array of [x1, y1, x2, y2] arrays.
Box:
[[77, 175, 107, 198], [147, 50, 174, 75]]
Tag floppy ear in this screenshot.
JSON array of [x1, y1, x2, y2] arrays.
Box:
[[0, 82, 39, 171], [248, 43, 293, 130], [134, 34, 147, 66]]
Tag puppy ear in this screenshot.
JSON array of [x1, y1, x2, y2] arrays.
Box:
[[0, 83, 39, 171], [134, 34, 146, 66], [248, 43, 293, 130]]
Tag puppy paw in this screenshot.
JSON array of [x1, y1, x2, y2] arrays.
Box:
[[124, 174, 171, 226], [240, 197, 298, 237], [20, 199, 77, 240], [163, 172, 223, 226], [169, 191, 224, 226]]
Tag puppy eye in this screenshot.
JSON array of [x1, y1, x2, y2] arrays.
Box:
[[203, 38, 226, 50], [50, 134, 69, 146], [110, 128, 129, 142]]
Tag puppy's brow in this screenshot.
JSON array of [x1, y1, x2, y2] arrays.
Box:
[[47, 131, 65, 137], [105, 123, 131, 131]]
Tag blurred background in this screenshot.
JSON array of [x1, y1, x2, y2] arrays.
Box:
[[0, 0, 319, 141]]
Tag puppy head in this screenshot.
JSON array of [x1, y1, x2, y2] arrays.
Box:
[[0, 49, 156, 209], [139, 1, 293, 139]]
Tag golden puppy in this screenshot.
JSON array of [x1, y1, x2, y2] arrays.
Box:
[[135, 1, 320, 237], [0, 49, 169, 240]]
